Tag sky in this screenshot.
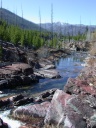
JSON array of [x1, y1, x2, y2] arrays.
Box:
[[1, 0, 96, 25]]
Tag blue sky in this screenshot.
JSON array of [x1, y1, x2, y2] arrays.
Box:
[[1, 0, 96, 25]]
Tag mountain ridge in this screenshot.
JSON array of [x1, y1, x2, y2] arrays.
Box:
[[0, 8, 40, 30], [41, 22, 96, 35], [0, 8, 96, 35]]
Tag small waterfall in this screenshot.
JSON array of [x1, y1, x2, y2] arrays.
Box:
[[0, 110, 24, 128]]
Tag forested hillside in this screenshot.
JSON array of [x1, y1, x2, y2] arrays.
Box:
[[0, 8, 91, 50], [0, 8, 40, 30], [0, 20, 55, 48]]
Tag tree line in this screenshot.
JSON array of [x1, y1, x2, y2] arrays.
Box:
[[0, 19, 87, 50]]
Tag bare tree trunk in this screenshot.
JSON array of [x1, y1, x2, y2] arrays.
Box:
[[0, 0, 2, 20], [15, 8, 17, 26], [21, 5, 24, 29], [51, 3, 54, 47], [39, 8, 41, 39]]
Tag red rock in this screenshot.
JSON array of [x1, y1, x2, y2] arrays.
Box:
[[44, 89, 94, 128], [44, 89, 71, 125], [0, 63, 33, 77], [12, 101, 50, 120], [64, 77, 96, 95]]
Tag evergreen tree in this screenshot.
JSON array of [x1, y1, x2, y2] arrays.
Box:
[[0, 44, 2, 61]]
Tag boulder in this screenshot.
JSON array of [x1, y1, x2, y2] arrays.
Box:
[[0, 80, 9, 89], [0, 63, 33, 79], [12, 101, 50, 120], [44, 89, 72, 125], [64, 77, 96, 95], [89, 113, 96, 127], [8, 78, 20, 88], [41, 92, 50, 99], [10, 95, 34, 107], [35, 89, 57, 103], [12, 94, 24, 102], [11, 75, 23, 85], [34, 61, 41, 69], [0, 118, 8, 128], [0, 99, 10, 108], [44, 89, 95, 128], [21, 75, 39, 85], [43, 64, 55, 70], [28, 74, 39, 83], [11, 63, 33, 75], [49, 88, 57, 95], [34, 72, 45, 79], [35, 96, 43, 103], [36, 69, 61, 79], [21, 76, 32, 85], [0, 65, 21, 77], [14, 97, 33, 106]]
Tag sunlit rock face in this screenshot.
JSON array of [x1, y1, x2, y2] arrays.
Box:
[[4, 89, 96, 128], [44, 89, 71, 125], [64, 76, 96, 96], [44, 89, 96, 128], [12, 101, 50, 120]]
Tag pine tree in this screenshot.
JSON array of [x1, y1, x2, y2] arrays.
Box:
[[0, 44, 2, 61]]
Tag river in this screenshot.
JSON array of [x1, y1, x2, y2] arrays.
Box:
[[0, 52, 87, 128]]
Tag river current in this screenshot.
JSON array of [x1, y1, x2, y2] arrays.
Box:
[[0, 52, 87, 128]]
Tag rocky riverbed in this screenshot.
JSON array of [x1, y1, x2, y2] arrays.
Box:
[[0, 41, 95, 128], [0, 53, 88, 128], [8, 55, 96, 128], [0, 41, 72, 90], [0, 41, 72, 127]]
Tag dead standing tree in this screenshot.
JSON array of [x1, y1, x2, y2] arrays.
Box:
[[51, 3, 54, 47], [39, 8, 41, 42], [0, 0, 2, 20], [21, 5, 24, 29]]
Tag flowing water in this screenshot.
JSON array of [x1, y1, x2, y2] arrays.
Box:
[[0, 52, 87, 128], [0, 110, 24, 128]]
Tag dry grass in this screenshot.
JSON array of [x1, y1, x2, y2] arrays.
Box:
[[87, 57, 96, 67], [91, 32, 96, 41], [43, 125, 63, 128], [90, 42, 96, 56], [90, 31, 96, 56]]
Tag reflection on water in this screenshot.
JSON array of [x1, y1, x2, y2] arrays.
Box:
[[0, 52, 86, 96], [0, 52, 87, 128]]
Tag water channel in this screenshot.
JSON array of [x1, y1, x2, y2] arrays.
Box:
[[0, 52, 87, 128]]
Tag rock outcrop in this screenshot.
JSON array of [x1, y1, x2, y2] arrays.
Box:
[[11, 89, 96, 128], [0, 118, 8, 128], [44, 89, 96, 128], [13, 56, 96, 128], [0, 63, 39, 89], [34, 69, 60, 79], [0, 88, 57, 109], [12, 101, 50, 120]]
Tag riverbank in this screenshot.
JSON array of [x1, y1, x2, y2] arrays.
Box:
[[0, 40, 94, 128], [12, 55, 96, 128], [0, 40, 72, 90], [0, 52, 87, 128]]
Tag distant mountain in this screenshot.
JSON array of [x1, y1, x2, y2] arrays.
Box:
[[0, 8, 96, 35], [41, 22, 96, 36], [0, 8, 40, 30]]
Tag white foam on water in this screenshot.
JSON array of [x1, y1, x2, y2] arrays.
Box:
[[0, 110, 24, 128], [0, 94, 8, 97]]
